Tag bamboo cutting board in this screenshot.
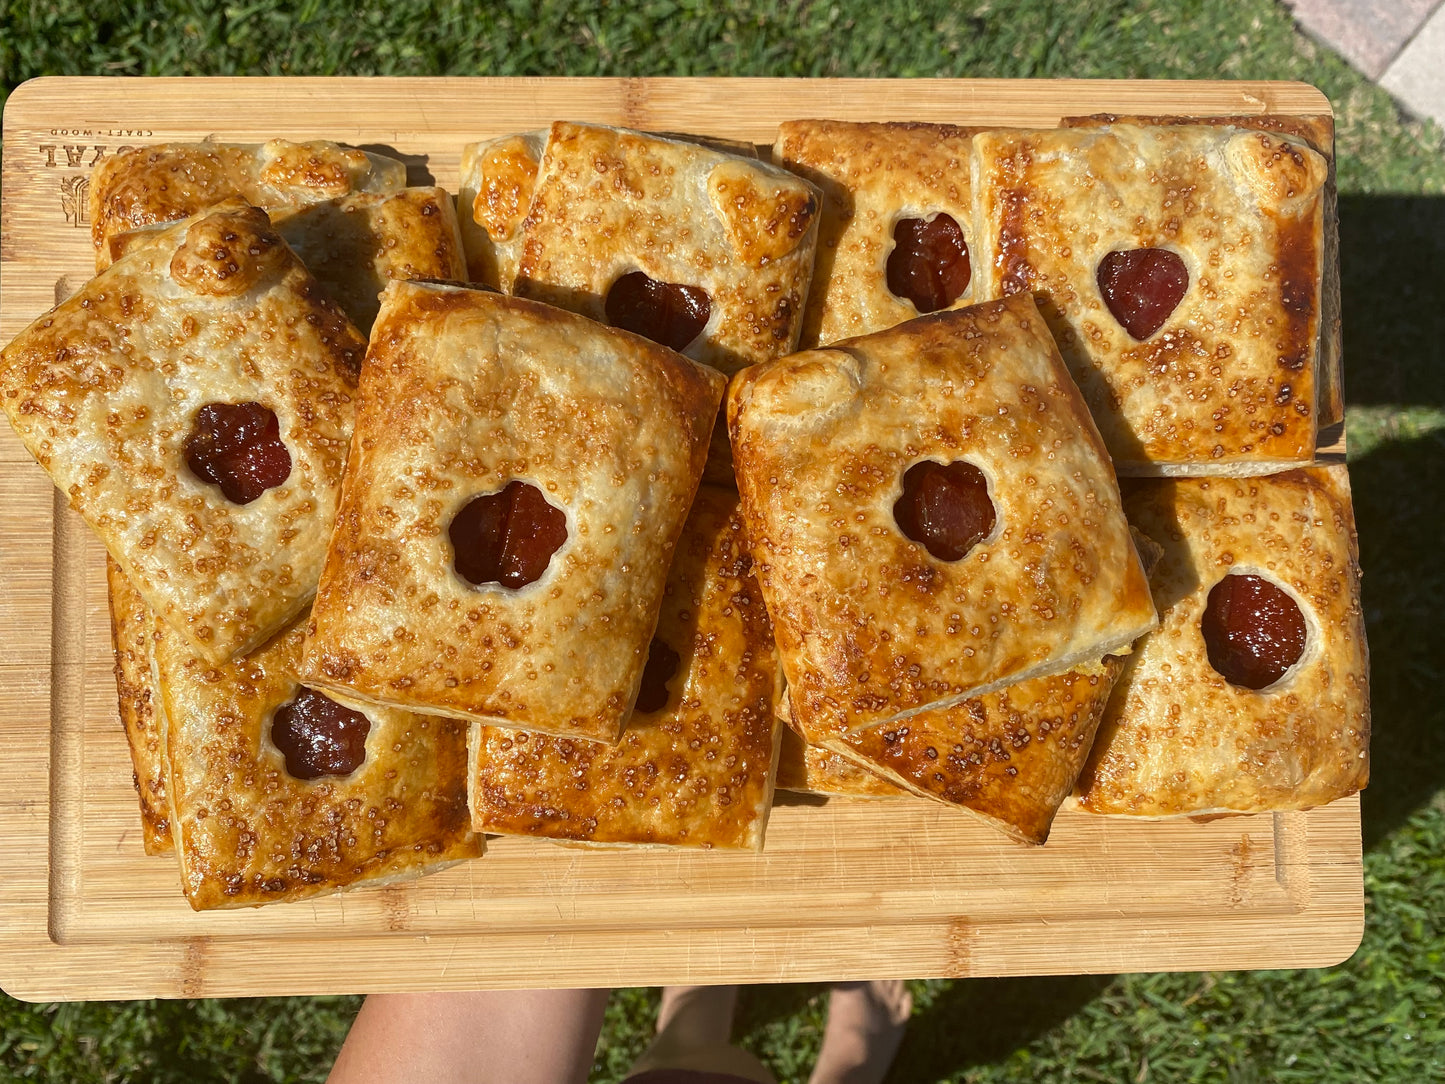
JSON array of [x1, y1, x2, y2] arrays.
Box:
[[0, 77, 1362, 1002]]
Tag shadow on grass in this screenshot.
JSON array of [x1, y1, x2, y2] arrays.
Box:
[[885, 974, 1113, 1082], [1336, 195, 1445, 848], [1338, 195, 1445, 407], [1352, 428, 1445, 850]]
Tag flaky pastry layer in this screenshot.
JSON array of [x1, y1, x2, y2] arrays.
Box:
[[463, 121, 820, 374], [774, 120, 978, 347], [156, 618, 480, 911]]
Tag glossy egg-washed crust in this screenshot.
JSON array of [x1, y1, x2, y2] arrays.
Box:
[[0, 202, 366, 663], [729, 292, 1156, 741], [472, 487, 782, 850], [971, 123, 1328, 475], [1076, 466, 1370, 816], [825, 659, 1126, 844], [155, 618, 480, 911], [465, 121, 820, 375], [773, 120, 979, 348], [88, 139, 406, 268], [105, 558, 171, 855], [812, 527, 1157, 842], [1059, 113, 1342, 431], [458, 130, 548, 290], [299, 282, 725, 744]]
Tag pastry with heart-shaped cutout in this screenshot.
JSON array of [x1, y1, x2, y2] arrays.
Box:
[[459, 122, 820, 374], [773, 120, 979, 348], [729, 292, 1156, 740], [971, 120, 1330, 476]]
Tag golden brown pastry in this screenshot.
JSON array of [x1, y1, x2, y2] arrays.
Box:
[[971, 122, 1329, 475], [460, 121, 820, 374], [104, 187, 466, 335], [89, 139, 405, 267], [1057, 113, 1343, 431], [156, 617, 480, 911], [457, 129, 547, 290], [1077, 466, 1370, 816], [105, 558, 170, 856], [802, 527, 1158, 842], [472, 486, 781, 849], [268, 188, 467, 332], [774, 120, 977, 347], [0, 202, 366, 663], [824, 660, 1126, 843], [729, 293, 1156, 741], [299, 281, 725, 744]]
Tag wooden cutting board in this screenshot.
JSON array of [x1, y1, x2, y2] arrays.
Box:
[[0, 77, 1361, 1002]]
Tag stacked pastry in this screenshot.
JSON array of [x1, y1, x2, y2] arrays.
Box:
[[1, 142, 486, 908], [0, 127, 816, 913], [769, 117, 1369, 830], [442, 123, 820, 849], [0, 115, 1371, 917]]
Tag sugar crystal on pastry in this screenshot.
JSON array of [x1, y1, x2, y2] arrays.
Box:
[[298, 281, 725, 744], [106, 557, 171, 856], [729, 292, 1156, 741], [155, 617, 480, 911], [104, 183, 467, 335], [89, 139, 405, 267], [773, 120, 978, 347]]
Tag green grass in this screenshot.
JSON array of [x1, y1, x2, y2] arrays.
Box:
[[2, 1, 1443, 1081]]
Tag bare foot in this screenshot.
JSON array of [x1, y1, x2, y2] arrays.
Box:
[[808, 980, 913, 1084]]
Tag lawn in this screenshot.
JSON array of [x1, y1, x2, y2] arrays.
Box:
[[1, 1, 1443, 1081]]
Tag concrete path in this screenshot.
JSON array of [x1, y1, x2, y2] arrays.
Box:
[[1288, 0, 1445, 127]]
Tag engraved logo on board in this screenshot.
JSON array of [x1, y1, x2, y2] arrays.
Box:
[[37, 132, 152, 228], [59, 175, 89, 228]]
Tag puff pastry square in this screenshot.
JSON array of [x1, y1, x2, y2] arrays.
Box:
[[971, 122, 1329, 475], [774, 120, 977, 348], [472, 486, 781, 850], [156, 617, 480, 911], [728, 292, 1156, 739], [299, 281, 725, 744], [106, 558, 171, 856], [1077, 466, 1370, 816], [460, 121, 820, 374], [1, 202, 366, 662], [1057, 113, 1343, 431], [89, 139, 405, 267]]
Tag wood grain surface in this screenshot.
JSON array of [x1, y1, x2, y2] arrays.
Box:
[[0, 76, 1361, 1002]]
